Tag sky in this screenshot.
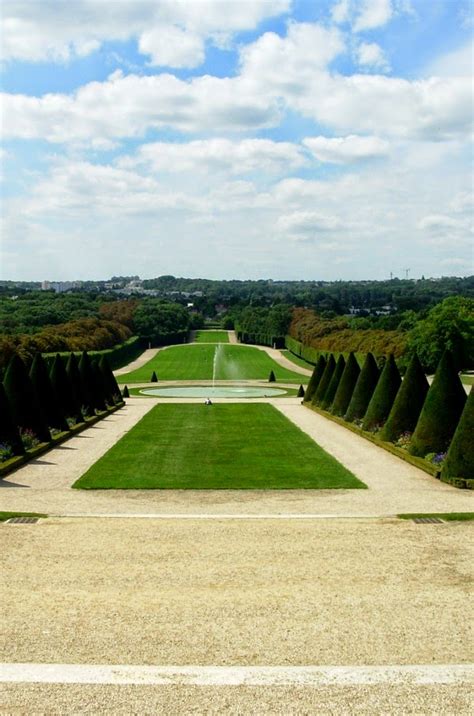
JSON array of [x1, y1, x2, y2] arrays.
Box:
[[0, 0, 473, 282]]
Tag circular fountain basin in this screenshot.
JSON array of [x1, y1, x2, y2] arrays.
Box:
[[139, 386, 287, 399]]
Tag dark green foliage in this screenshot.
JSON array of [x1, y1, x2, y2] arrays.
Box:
[[51, 354, 83, 424], [3, 354, 51, 443], [380, 353, 429, 442], [312, 354, 336, 405], [99, 356, 121, 404], [442, 388, 474, 480], [297, 384, 305, 398], [409, 350, 467, 457], [122, 385, 130, 398], [91, 359, 107, 411], [321, 355, 345, 410], [30, 353, 69, 432], [344, 352, 379, 422], [78, 352, 97, 416], [151, 371, 158, 383], [66, 353, 86, 416], [304, 355, 326, 402], [362, 354, 401, 431], [268, 370, 276, 382], [0, 383, 24, 455], [331, 352, 360, 417]]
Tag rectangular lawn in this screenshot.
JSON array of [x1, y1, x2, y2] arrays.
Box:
[[194, 330, 229, 343], [74, 404, 365, 489]]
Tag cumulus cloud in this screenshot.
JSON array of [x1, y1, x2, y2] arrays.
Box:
[[355, 42, 390, 71], [1, 0, 290, 64], [331, 0, 351, 24], [276, 210, 344, 240], [120, 138, 306, 175], [303, 135, 389, 163], [353, 0, 393, 32]]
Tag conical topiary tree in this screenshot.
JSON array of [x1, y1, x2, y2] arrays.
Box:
[[331, 352, 360, 417], [66, 353, 85, 418], [90, 359, 107, 412], [321, 354, 345, 410], [304, 355, 326, 403], [344, 352, 379, 423], [151, 371, 158, 383], [30, 353, 69, 433], [122, 385, 130, 398], [78, 352, 97, 416], [409, 350, 467, 457], [312, 354, 336, 406], [362, 354, 401, 432], [441, 388, 473, 481], [3, 354, 51, 443], [99, 355, 121, 405], [297, 384, 305, 398], [0, 382, 24, 455], [380, 353, 429, 442], [268, 370, 276, 382], [51, 354, 83, 425]]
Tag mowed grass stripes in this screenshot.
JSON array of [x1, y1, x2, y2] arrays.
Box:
[[74, 404, 365, 490]]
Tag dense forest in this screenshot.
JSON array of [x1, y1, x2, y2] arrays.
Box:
[[0, 276, 472, 374]]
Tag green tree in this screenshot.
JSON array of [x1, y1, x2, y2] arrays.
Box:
[[407, 296, 474, 372], [78, 352, 97, 416], [409, 351, 466, 457], [66, 353, 86, 417], [151, 371, 158, 383], [304, 355, 326, 403], [122, 385, 130, 398], [331, 352, 360, 417], [0, 382, 24, 455], [380, 353, 429, 442], [362, 354, 401, 431], [99, 355, 122, 404], [297, 384, 305, 398], [51, 354, 83, 424], [321, 355, 346, 410], [268, 370, 276, 382], [313, 354, 336, 405], [441, 388, 473, 481], [3, 354, 51, 443], [344, 352, 379, 422], [30, 353, 69, 432]]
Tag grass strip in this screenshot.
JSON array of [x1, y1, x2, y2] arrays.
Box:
[[0, 511, 48, 522], [194, 330, 229, 343], [398, 512, 474, 521], [74, 403, 365, 490]]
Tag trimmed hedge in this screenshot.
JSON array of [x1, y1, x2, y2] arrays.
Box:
[[362, 354, 401, 432], [331, 352, 361, 417], [304, 355, 326, 403], [3, 354, 51, 443], [344, 352, 379, 423], [285, 336, 319, 365], [409, 350, 466, 457], [321, 355, 346, 410], [380, 353, 429, 442], [313, 354, 336, 405], [441, 388, 473, 482], [44, 335, 143, 371]]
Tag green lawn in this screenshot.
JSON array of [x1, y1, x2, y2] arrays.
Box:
[[117, 344, 307, 383], [74, 404, 364, 490], [0, 512, 47, 522], [194, 330, 229, 343], [398, 513, 474, 521], [460, 374, 474, 386], [281, 350, 314, 370]]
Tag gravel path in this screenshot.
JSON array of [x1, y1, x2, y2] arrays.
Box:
[[1, 517, 472, 713]]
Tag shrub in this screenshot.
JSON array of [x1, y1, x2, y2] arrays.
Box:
[[99, 355, 122, 405], [151, 371, 158, 383], [0, 442, 14, 462], [304, 355, 326, 403], [30, 353, 69, 433], [3, 354, 51, 443], [321, 355, 346, 410], [20, 427, 40, 450], [409, 350, 467, 457], [441, 388, 473, 481], [331, 352, 360, 417], [380, 353, 429, 442], [362, 354, 401, 432], [91, 359, 108, 411], [66, 353, 86, 419], [297, 384, 305, 398], [344, 352, 379, 422], [122, 385, 130, 398], [312, 354, 336, 406], [268, 370, 276, 382], [0, 383, 24, 455], [78, 352, 97, 416], [50, 354, 83, 425]]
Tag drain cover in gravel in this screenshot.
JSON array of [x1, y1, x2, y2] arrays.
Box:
[[6, 517, 40, 524]]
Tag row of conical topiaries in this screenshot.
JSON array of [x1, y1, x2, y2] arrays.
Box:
[[0, 351, 123, 462], [304, 350, 472, 484]]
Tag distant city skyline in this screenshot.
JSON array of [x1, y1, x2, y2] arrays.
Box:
[[1, 0, 473, 281]]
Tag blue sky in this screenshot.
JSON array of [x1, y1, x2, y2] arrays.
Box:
[[1, 0, 472, 281]]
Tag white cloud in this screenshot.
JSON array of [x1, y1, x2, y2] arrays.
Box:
[[353, 0, 393, 32], [1, 0, 290, 65], [423, 40, 474, 78], [303, 134, 389, 163], [356, 41, 390, 71], [331, 0, 351, 24], [121, 138, 306, 175], [276, 210, 344, 239]]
